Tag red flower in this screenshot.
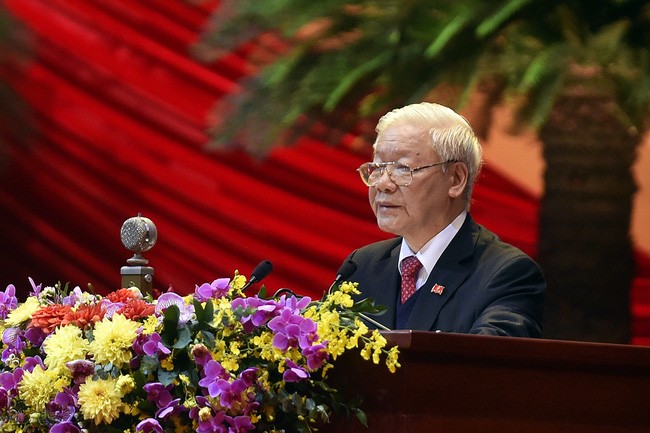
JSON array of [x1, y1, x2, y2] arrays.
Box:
[[118, 299, 155, 321], [106, 288, 139, 303], [30, 304, 73, 334], [64, 304, 106, 330]]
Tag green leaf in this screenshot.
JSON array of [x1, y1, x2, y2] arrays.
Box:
[[161, 305, 180, 346], [158, 369, 176, 387], [193, 298, 206, 323], [200, 329, 216, 348], [476, 0, 532, 38], [323, 52, 392, 112], [350, 297, 387, 315], [425, 7, 474, 59], [173, 327, 192, 349], [528, 72, 566, 129], [354, 408, 368, 427]]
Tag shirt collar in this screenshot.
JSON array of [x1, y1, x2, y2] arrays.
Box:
[[399, 211, 467, 277]]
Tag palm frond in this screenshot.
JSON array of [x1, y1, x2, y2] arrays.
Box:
[[476, 0, 532, 38], [198, 0, 650, 153]]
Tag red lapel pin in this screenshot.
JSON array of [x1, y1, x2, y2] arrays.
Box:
[[431, 284, 445, 295]]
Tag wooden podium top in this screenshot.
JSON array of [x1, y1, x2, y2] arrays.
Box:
[[325, 331, 650, 433]]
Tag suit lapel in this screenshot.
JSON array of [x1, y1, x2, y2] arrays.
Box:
[[367, 242, 401, 328], [406, 216, 478, 330]]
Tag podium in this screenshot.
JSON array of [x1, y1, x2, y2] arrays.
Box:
[[325, 331, 650, 433]]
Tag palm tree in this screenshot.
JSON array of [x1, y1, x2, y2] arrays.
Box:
[[196, 0, 650, 342]]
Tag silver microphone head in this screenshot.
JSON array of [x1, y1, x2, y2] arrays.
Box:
[[120, 215, 158, 253]]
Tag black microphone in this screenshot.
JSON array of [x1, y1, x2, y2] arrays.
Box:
[[329, 259, 391, 331], [328, 260, 357, 294], [241, 260, 273, 292]]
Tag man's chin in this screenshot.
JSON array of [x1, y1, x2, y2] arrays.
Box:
[[376, 220, 401, 236]]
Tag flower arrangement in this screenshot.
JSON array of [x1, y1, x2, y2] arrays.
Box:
[[0, 273, 399, 433]]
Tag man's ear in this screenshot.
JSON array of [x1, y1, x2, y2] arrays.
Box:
[[448, 162, 469, 199]]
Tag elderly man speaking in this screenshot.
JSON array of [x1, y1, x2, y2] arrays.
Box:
[[340, 102, 545, 337]]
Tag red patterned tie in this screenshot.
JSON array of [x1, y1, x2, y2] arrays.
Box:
[[400, 256, 423, 304]]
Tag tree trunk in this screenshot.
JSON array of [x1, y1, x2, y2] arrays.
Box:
[[538, 87, 638, 343]]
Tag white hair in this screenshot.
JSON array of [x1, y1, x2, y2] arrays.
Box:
[[374, 102, 483, 203]]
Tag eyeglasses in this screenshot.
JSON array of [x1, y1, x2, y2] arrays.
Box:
[[357, 160, 455, 187]]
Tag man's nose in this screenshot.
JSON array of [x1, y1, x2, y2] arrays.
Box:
[[375, 168, 396, 190]]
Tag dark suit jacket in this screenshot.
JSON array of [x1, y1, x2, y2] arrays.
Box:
[[341, 214, 545, 337]]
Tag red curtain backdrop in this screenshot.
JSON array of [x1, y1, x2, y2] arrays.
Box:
[[1, 0, 649, 344]]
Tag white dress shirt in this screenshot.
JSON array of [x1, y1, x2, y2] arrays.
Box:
[[398, 211, 467, 291]]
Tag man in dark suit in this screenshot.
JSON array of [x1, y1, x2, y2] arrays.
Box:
[[341, 102, 545, 337]]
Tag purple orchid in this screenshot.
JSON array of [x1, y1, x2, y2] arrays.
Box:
[[50, 421, 81, 433], [142, 332, 171, 357], [28, 277, 42, 297], [61, 286, 84, 307], [239, 367, 258, 387], [282, 359, 309, 383], [0, 284, 18, 319], [155, 397, 182, 419], [268, 308, 318, 351], [302, 343, 329, 370], [194, 278, 231, 302], [24, 327, 46, 347], [0, 368, 23, 409], [1, 327, 25, 363], [142, 382, 173, 409], [155, 292, 194, 325], [0, 369, 24, 392], [277, 294, 312, 313], [215, 378, 247, 409], [23, 355, 45, 373], [46, 389, 77, 422], [0, 388, 9, 411], [198, 360, 230, 398], [100, 300, 125, 319], [136, 418, 163, 433], [228, 415, 256, 433], [65, 360, 95, 385], [197, 412, 228, 433], [232, 297, 282, 332], [189, 399, 228, 433]]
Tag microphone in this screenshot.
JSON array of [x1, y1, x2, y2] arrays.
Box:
[[327, 260, 357, 294], [241, 260, 273, 292], [329, 259, 391, 331]]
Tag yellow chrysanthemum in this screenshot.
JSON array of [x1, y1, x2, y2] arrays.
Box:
[[18, 365, 67, 410], [4, 297, 40, 326], [43, 325, 89, 370], [141, 315, 159, 335], [89, 314, 140, 367], [116, 375, 135, 395], [78, 377, 124, 424]]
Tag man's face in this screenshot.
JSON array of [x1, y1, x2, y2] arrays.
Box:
[[369, 123, 455, 249]]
